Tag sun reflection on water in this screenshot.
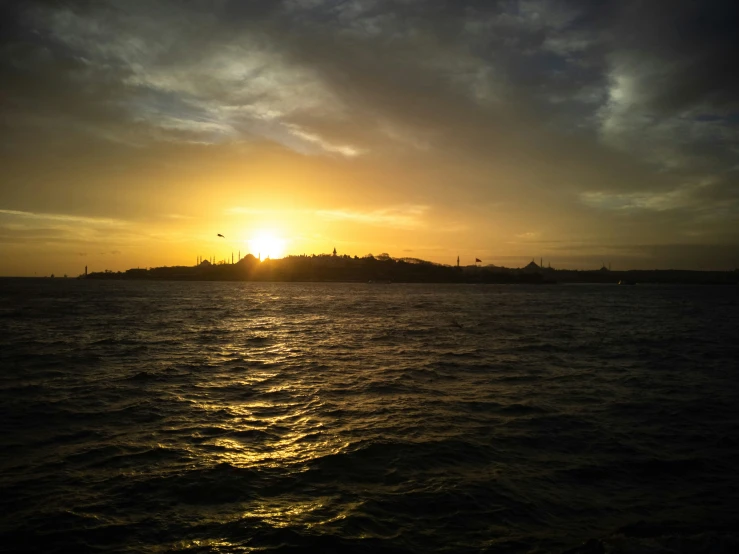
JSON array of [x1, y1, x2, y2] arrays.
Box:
[[166, 308, 372, 539], [188, 364, 348, 469]]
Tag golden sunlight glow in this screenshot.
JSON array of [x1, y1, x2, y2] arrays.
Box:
[[249, 230, 286, 260]]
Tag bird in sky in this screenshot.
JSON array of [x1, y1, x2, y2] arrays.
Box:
[[217, 233, 225, 238]]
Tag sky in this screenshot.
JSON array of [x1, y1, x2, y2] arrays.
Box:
[[1, 0, 738, 276]]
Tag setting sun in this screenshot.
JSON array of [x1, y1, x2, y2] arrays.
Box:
[[248, 231, 286, 260]]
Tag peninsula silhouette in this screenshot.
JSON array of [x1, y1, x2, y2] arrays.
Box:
[[83, 253, 738, 285]]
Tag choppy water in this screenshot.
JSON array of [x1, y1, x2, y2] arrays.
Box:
[[1, 280, 738, 553]]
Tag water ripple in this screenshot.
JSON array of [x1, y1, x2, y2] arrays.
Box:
[[0, 280, 738, 553]]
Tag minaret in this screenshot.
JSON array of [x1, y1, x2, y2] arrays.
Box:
[[457, 255, 460, 267], [85, 265, 87, 276]]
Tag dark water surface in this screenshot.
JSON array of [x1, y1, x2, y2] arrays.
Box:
[[1, 280, 738, 553]]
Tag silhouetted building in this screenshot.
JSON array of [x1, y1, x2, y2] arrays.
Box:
[[522, 259, 541, 273], [237, 254, 258, 265]]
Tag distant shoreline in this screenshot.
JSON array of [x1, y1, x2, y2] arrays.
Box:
[[70, 254, 739, 285], [2, 275, 737, 285], [7, 254, 738, 284]]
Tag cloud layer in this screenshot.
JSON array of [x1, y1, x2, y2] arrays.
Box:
[[1, 0, 738, 273]]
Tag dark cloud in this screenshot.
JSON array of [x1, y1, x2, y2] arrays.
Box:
[[608, 0, 739, 113]]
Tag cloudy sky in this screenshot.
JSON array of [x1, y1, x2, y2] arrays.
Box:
[[1, 0, 738, 275]]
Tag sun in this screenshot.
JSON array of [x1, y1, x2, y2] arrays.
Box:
[[248, 230, 286, 260]]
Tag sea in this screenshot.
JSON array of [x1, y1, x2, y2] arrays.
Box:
[[1, 279, 738, 553]]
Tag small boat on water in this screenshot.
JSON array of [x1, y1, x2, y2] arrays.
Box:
[[618, 280, 637, 285]]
